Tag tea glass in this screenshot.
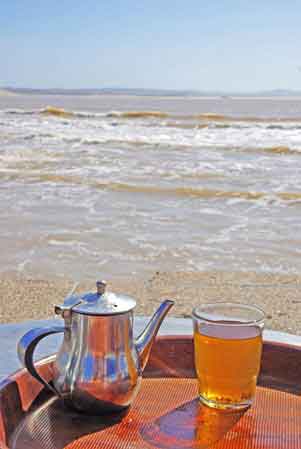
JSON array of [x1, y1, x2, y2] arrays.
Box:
[[192, 303, 265, 410]]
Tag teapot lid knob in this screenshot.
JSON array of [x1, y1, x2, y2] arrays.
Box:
[[59, 279, 136, 316], [96, 280, 106, 295]]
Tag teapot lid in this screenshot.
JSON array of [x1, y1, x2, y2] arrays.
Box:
[[60, 281, 136, 316]]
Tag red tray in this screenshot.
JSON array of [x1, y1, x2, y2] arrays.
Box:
[[1, 336, 301, 449]]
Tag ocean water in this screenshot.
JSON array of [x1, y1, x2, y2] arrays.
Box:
[[1, 94, 301, 281]]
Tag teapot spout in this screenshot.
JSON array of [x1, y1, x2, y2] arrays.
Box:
[[135, 299, 174, 371]]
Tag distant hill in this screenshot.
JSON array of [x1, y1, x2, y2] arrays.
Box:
[[0, 88, 18, 96], [1, 87, 201, 97], [258, 89, 301, 97], [2, 87, 301, 97]]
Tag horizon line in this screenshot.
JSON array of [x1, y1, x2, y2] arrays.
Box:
[[2, 86, 301, 97]]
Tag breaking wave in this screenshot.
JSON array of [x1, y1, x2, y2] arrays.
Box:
[[255, 145, 301, 155], [107, 110, 169, 119], [4, 106, 301, 124], [4, 172, 301, 202]]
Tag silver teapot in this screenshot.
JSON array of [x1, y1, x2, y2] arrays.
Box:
[[17, 281, 174, 414]]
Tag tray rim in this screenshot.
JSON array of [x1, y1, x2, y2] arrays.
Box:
[[1, 335, 301, 388]]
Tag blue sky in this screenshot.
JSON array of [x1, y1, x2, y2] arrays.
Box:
[[1, 0, 301, 91]]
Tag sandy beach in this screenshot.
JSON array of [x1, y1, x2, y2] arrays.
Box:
[[1, 271, 300, 335]]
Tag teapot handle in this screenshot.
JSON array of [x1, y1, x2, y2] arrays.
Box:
[[17, 326, 64, 396]]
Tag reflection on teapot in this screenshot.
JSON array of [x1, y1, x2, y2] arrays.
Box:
[[18, 280, 174, 414]]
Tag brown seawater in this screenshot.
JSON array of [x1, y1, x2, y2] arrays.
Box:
[[1, 94, 301, 280]]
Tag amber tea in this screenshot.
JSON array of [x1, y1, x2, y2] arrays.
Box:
[[192, 303, 264, 409]]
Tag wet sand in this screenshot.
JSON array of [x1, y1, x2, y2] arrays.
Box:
[[0, 271, 301, 334]]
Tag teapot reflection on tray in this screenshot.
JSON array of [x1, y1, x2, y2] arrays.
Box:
[[18, 280, 174, 414]]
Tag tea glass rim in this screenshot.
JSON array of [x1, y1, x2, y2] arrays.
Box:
[[192, 302, 265, 327]]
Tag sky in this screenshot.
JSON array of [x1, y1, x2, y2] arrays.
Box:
[[1, 0, 301, 92]]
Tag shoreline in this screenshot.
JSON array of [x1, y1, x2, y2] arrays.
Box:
[[1, 271, 301, 335]]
